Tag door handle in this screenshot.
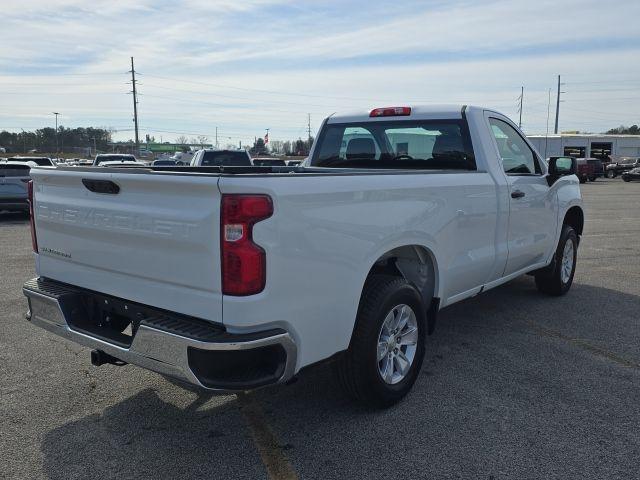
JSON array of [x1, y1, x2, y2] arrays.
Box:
[[511, 190, 525, 199]]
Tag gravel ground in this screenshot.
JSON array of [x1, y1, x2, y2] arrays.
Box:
[[1, 178, 639, 479]]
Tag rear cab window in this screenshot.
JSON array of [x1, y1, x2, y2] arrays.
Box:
[[95, 155, 136, 165], [311, 120, 476, 170], [7, 157, 52, 167], [201, 151, 251, 166]]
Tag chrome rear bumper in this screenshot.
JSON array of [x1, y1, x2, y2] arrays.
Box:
[[23, 277, 297, 391]]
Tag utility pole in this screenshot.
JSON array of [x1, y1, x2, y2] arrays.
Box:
[[545, 88, 551, 158], [307, 113, 312, 141], [92, 137, 97, 156], [129, 57, 140, 155], [20, 128, 26, 153], [215, 127, 218, 148], [52, 112, 59, 155], [554, 75, 562, 134], [517, 86, 523, 128]]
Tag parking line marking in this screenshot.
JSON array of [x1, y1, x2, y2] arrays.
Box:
[[238, 392, 298, 480], [526, 322, 640, 369]]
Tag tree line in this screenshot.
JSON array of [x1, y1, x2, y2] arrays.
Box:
[[0, 127, 113, 154], [250, 137, 314, 156], [606, 125, 640, 135]]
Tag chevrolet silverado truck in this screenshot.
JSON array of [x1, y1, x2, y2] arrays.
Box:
[[23, 105, 584, 407]]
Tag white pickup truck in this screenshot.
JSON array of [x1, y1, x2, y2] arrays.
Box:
[[23, 105, 583, 407]]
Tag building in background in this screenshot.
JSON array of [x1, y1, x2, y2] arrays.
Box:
[[527, 134, 640, 161]]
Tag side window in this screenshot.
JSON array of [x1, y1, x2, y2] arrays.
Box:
[[489, 118, 540, 175]]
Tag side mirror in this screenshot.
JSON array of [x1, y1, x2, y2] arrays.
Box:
[[548, 157, 576, 185]]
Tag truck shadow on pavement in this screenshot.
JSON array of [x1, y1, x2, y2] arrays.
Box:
[[0, 212, 30, 225], [40, 279, 640, 479]]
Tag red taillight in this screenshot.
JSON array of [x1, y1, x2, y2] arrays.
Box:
[[369, 106, 411, 117], [28, 180, 38, 253], [221, 194, 273, 296]]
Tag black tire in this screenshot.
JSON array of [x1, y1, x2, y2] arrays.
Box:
[[535, 225, 578, 296], [623, 177, 631, 182], [579, 176, 587, 184], [334, 275, 426, 408], [589, 175, 596, 182]]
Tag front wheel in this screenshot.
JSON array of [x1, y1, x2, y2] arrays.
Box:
[[623, 177, 631, 182], [334, 275, 426, 408], [535, 225, 578, 296]]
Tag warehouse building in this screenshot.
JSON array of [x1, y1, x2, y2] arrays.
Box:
[[526, 134, 640, 161]]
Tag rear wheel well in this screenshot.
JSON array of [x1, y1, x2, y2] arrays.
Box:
[[364, 245, 437, 314], [564, 206, 584, 237]]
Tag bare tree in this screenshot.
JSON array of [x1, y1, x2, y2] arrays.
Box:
[[175, 135, 189, 145], [270, 140, 284, 154], [197, 135, 209, 147]]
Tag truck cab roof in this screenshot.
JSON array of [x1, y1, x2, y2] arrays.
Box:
[[327, 105, 473, 124]]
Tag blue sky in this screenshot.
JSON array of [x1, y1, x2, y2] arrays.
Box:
[[1, 0, 639, 145]]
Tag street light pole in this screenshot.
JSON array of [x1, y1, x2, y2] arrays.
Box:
[[52, 112, 60, 156]]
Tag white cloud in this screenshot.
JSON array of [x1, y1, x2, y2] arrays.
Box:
[[0, 0, 638, 142]]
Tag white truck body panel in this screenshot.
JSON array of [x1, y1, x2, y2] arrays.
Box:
[[26, 105, 583, 377]]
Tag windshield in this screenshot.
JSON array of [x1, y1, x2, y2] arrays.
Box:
[[0, 164, 31, 176], [201, 151, 251, 166], [8, 157, 52, 166], [95, 154, 136, 165], [310, 120, 475, 169], [253, 159, 286, 166]]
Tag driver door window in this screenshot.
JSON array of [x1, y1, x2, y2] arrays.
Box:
[[489, 118, 540, 175]]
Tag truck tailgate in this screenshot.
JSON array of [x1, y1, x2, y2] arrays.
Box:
[[30, 168, 223, 323]]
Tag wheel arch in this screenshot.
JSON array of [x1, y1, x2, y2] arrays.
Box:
[[365, 244, 439, 298], [563, 206, 584, 237], [351, 243, 441, 340]]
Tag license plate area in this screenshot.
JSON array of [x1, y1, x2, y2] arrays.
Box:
[[63, 292, 144, 348]]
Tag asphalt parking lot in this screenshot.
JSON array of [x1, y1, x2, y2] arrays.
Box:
[[1, 178, 639, 480]]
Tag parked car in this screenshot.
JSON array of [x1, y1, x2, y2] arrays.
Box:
[[98, 160, 147, 168], [6, 156, 54, 167], [23, 105, 583, 407], [169, 151, 194, 165], [190, 149, 252, 167], [585, 158, 604, 181], [621, 167, 640, 182], [152, 159, 178, 166], [252, 158, 287, 166], [606, 158, 640, 178], [575, 158, 594, 183], [0, 161, 32, 213], [93, 154, 138, 166]]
